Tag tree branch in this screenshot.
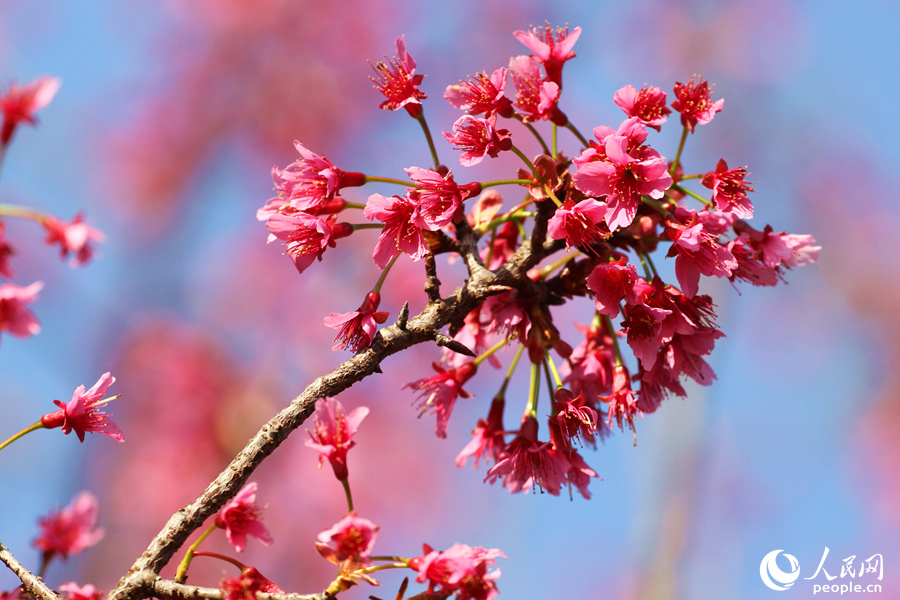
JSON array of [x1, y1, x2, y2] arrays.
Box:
[[0, 541, 60, 600]]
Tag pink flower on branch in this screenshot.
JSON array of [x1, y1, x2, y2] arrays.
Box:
[[364, 192, 428, 268], [443, 115, 512, 167], [507, 55, 563, 124], [485, 416, 568, 495], [370, 35, 427, 117], [444, 68, 513, 118], [265, 211, 352, 274], [702, 159, 755, 218], [411, 543, 506, 600], [613, 85, 671, 130], [33, 491, 104, 561], [40, 372, 122, 443], [315, 512, 379, 566], [0, 76, 60, 145], [214, 482, 273, 553], [220, 568, 284, 600], [672, 76, 724, 133], [665, 207, 738, 298], [305, 397, 369, 481], [58, 583, 101, 600], [42, 214, 104, 267], [0, 281, 42, 344], [456, 396, 506, 469], [405, 166, 480, 229], [513, 22, 582, 88], [404, 361, 478, 439], [546, 198, 609, 253], [324, 291, 389, 352]]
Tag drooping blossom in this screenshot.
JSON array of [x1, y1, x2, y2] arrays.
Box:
[[603, 365, 641, 444], [733, 221, 820, 269], [404, 361, 478, 439], [370, 35, 427, 116], [406, 166, 480, 229], [324, 291, 389, 352], [513, 22, 582, 88], [315, 512, 379, 566], [0, 281, 41, 343], [665, 207, 738, 298], [485, 416, 568, 495], [612, 85, 671, 130], [728, 233, 783, 287], [546, 198, 609, 252], [585, 258, 640, 318], [701, 159, 755, 218], [444, 68, 514, 118], [671, 76, 724, 133], [561, 322, 617, 408], [220, 567, 284, 600], [456, 396, 506, 469], [214, 482, 273, 553], [0, 76, 61, 145], [507, 55, 563, 124], [363, 193, 428, 268], [40, 372, 122, 442], [0, 222, 15, 278], [42, 214, 105, 267], [58, 583, 102, 600], [305, 397, 369, 481], [410, 543, 505, 600], [443, 115, 512, 167], [550, 388, 599, 450], [265, 211, 352, 274], [573, 135, 671, 230], [33, 491, 105, 560]]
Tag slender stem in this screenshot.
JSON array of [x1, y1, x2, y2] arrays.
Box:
[[174, 523, 217, 583], [360, 562, 408, 574], [370, 555, 410, 563], [480, 179, 534, 188], [551, 123, 558, 158], [541, 359, 555, 401], [363, 175, 411, 187], [373, 254, 399, 293], [0, 421, 44, 453], [190, 551, 245, 573], [341, 478, 354, 513], [498, 344, 525, 399], [565, 122, 590, 148], [508, 144, 561, 207], [0, 203, 47, 223], [546, 354, 563, 389], [669, 126, 689, 176], [671, 184, 711, 206], [641, 196, 671, 217], [350, 223, 384, 231], [473, 337, 510, 368], [516, 117, 551, 155], [415, 112, 441, 169], [525, 361, 540, 418], [637, 252, 653, 281], [0, 143, 7, 181], [535, 253, 574, 279], [343, 202, 367, 210], [679, 173, 703, 180], [602, 314, 625, 367], [37, 552, 50, 580]]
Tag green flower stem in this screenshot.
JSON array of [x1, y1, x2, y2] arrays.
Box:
[[372, 254, 399, 294], [174, 523, 217, 583], [669, 126, 689, 176], [508, 144, 562, 207], [551, 123, 558, 158], [350, 223, 384, 231], [0, 203, 47, 223], [637, 252, 653, 281], [565, 121, 590, 148], [541, 359, 555, 401], [370, 555, 411, 564], [546, 354, 563, 389], [498, 344, 526, 399], [671, 184, 711, 206], [641, 196, 671, 217], [534, 253, 575, 279], [602, 314, 625, 367], [0, 421, 44, 453], [415, 112, 441, 169], [473, 337, 510, 368], [478, 210, 536, 236], [480, 179, 534, 188], [513, 116, 551, 155], [363, 175, 411, 187], [525, 361, 541, 418], [190, 551, 245, 572], [341, 477, 354, 513], [360, 562, 410, 574], [679, 173, 703, 180], [343, 202, 367, 210]]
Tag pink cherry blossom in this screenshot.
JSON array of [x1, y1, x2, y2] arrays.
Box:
[[42, 214, 105, 267], [220, 567, 284, 600], [702, 159, 755, 218], [573, 135, 671, 230], [561, 322, 617, 407], [456, 397, 506, 469], [671, 76, 724, 133], [613, 85, 671, 130], [40, 372, 123, 443], [551, 388, 599, 450], [265, 211, 352, 274], [485, 416, 568, 495], [0, 76, 60, 145], [444, 68, 513, 118], [0, 281, 42, 343], [0, 588, 21, 600], [363, 192, 428, 268], [411, 543, 505, 600], [58, 583, 102, 600], [404, 361, 477, 439], [324, 291, 389, 352], [443, 115, 512, 167], [665, 207, 738, 298], [560, 448, 600, 500], [33, 491, 105, 560], [507, 55, 563, 124], [370, 35, 427, 117], [305, 397, 369, 481], [585, 258, 640, 318], [405, 166, 480, 229], [603, 365, 642, 443], [214, 482, 273, 553], [513, 22, 582, 88], [573, 118, 650, 168], [315, 512, 379, 566], [546, 198, 609, 252]]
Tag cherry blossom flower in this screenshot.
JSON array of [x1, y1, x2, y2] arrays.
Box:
[[40, 372, 122, 442], [550, 388, 599, 450], [370, 35, 427, 117], [324, 291, 389, 352], [305, 397, 369, 481], [265, 211, 352, 274], [562, 322, 617, 407], [42, 214, 105, 267], [443, 115, 512, 167], [507, 55, 563, 124], [220, 567, 284, 600], [0, 281, 41, 343], [0, 76, 60, 145], [613, 85, 671, 130], [58, 583, 101, 600], [214, 482, 273, 553], [573, 118, 650, 167], [573, 135, 671, 230], [33, 491, 104, 560], [513, 22, 581, 88], [456, 396, 506, 469], [546, 198, 609, 252], [404, 361, 478, 439], [410, 543, 505, 600], [0, 587, 21, 600], [485, 416, 568, 495], [734, 221, 821, 269], [665, 207, 738, 298], [728, 233, 783, 287], [671, 76, 724, 133], [315, 512, 379, 566], [363, 192, 428, 268], [405, 166, 480, 229], [701, 159, 755, 218], [444, 68, 514, 118], [585, 258, 640, 318], [603, 365, 642, 442]]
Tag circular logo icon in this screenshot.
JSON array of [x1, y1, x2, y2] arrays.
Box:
[[760, 549, 800, 591]]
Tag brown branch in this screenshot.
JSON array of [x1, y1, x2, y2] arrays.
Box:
[[0, 541, 60, 600], [151, 578, 325, 600]]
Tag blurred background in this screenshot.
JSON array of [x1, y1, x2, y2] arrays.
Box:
[[1, 1, 898, 598]]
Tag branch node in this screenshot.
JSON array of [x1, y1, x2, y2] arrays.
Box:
[[433, 333, 476, 357], [397, 302, 409, 331]]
